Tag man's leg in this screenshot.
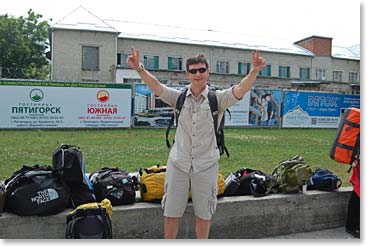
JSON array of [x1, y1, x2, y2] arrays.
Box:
[[162, 162, 189, 239], [164, 217, 180, 239], [195, 216, 211, 239], [191, 164, 218, 239]]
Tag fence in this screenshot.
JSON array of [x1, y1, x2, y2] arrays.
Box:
[[0, 79, 360, 129]]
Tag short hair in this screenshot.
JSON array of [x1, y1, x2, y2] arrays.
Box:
[[186, 54, 209, 71]]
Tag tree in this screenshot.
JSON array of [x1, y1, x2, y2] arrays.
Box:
[[0, 9, 50, 80]]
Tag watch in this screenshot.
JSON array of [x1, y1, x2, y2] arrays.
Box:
[[136, 63, 145, 73]]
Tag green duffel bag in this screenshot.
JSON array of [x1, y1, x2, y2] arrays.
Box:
[[271, 155, 312, 193]]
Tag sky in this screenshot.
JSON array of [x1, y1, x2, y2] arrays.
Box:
[[0, 0, 362, 47]]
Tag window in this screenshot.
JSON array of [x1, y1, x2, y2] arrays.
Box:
[[117, 53, 130, 68], [216, 60, 229, 74], [179, 80, 190, 86], [168, 57, 183, 71], [333, 71, 343, 82], [82, 46, 99, 70], [299, 67, 310, 80], [349, 72, 359, 83], [144, 55, 159, 70], [123, 78, 141, 84], [279, 66, 290, 78], [238, 62, 251, 75], [315, 69, 326, 80], [259, 65, 271, 77]]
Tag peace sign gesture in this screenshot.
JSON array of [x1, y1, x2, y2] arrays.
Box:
[[126, 48, 141, 70], [252, 50, 266, 73]]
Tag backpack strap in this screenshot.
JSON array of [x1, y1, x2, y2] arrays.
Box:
[[208, 90, 229, 158], [165, 87, 229, 158], [165, 87, 188, 148]]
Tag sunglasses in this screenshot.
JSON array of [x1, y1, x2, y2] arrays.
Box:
[[188, 68, 207, 74]]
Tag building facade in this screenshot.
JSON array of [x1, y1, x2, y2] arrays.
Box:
[[49, 6, 360, 94]]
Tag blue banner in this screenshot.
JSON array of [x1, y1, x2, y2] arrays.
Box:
[[283, 91, 360, 128]]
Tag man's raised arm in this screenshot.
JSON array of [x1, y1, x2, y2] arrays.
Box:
[[233, 50, 266, 100], [126, 48, 163, 97]]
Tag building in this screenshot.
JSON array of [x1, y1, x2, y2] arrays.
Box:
[[49, 6, 360, 94]]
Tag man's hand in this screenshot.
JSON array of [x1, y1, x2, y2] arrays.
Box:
[[126, 48, 141, 70], [252, 50, 266, 73], [125, 47, 163, 97], [233, 50, 266, 100]]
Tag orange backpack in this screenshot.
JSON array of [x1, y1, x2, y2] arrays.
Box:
[[329, 107, 360, 165]]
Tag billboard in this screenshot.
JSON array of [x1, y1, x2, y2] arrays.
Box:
[[133, 84, 251, 127], [248, 89, 282, 127], [0, 80, 132, 128], [224, 92, 250, 127], [133, 84, 179, 127], [282, 91, 360, 128]]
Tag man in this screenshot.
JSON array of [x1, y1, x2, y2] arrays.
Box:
[[126, 49, 266, 239]]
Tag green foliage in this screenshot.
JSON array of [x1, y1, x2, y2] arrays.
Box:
[[0, 128, 352, 186], [0, 9, 50, 79]]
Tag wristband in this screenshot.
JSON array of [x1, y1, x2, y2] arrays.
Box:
[[136, 63, 145, 73]]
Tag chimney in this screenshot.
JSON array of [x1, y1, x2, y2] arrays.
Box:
[[294, 36, 332, 56]]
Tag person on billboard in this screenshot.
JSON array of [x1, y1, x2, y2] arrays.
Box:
[[126, 48, 266, 239]]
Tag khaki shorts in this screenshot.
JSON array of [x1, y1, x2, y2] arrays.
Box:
[[161, 161, 218, 220]]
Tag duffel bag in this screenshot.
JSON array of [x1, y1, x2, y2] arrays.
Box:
[[4, 164, 70, 216], [139, 164, 225, 202], [0, 180, 4, 214], [329, 107, 360, 166], [89, 167, 138, 205]]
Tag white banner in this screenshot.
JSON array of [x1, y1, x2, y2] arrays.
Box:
[[0, 80, 132, 128], [225, 92, 250, 126]]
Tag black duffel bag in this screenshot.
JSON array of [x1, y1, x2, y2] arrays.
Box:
[[0, 180, 5, 214], [224, 167, 277, 197], [89, 167, 138, 205], [4, 164, 70, 216]]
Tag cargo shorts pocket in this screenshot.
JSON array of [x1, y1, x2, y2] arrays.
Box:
[[208, 187, 218, 215]]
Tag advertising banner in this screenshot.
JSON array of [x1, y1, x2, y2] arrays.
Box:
[[248, 89, 282, 127], [133, 84, 179, 127], [224, 92, 250, 127], [282, 91, 360, 128], [133, 84, 250, 127], [0, 80, 132, 128]]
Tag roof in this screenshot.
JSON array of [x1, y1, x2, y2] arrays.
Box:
[[106, 19, 315, 56], [50, 5, 119, 34], [51, 6, 360, 60], [332, 45, 360, 60]]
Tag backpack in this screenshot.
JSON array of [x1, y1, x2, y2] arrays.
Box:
[[306, 168, 342, 191], [66, 198, 112, 239], [4, 164, 70, 216], [166, 87, 230, 157], [52, 144, 96, 208], [52, 144, 85, 183], [329, 107, 360, 169], [89, 167, 139, 205], [271, 155, 312, 193]]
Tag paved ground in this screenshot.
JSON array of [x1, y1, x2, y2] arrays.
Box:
[[264, 227, 360, 239]]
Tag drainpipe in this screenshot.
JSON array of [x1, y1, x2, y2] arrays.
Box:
[[51, 29, 54, 80], [113, 32, 118, 82]]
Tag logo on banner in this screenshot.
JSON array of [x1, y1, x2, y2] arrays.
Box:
[[97, 90, 110, 103], [29, 89, 44, 102]]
